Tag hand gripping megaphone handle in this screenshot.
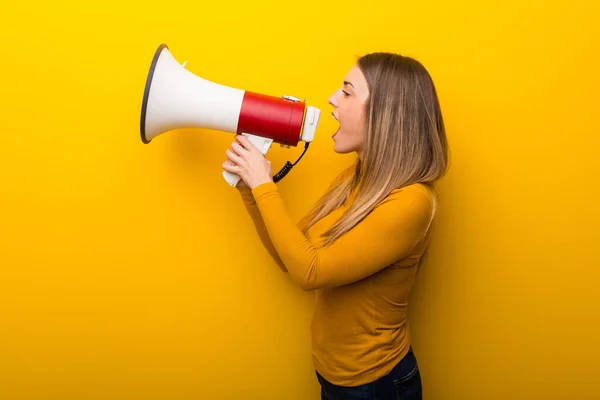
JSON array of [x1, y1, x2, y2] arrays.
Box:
[[222, 133, 274, 187]]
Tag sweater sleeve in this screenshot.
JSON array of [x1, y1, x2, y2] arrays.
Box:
[[237, 168, 353, 273], [237, 185, 290, 272], [250, 181, 434, 291]]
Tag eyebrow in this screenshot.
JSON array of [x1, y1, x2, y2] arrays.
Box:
[[343, 80, 355, 88]]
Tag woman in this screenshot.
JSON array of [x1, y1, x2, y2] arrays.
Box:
[[222, 52, 448, 400]]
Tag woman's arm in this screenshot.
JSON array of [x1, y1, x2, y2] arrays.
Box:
[[237, 167, 352, 273], [237, 184, 290, 272], [250, 182, 434, 291]]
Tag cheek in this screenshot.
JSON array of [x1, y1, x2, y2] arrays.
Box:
[[346, 111, 365, 140], [341, 105, 359, 128]]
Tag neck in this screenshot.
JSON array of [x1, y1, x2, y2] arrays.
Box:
[[356, 148, 364, 162]]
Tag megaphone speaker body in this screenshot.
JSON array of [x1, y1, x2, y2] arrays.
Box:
[[140, 44, 321, 186]]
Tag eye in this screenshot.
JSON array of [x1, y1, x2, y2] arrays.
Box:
[[342, 90, 350, 97]]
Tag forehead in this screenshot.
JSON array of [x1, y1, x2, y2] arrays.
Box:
[[344, 64, 368, 93]]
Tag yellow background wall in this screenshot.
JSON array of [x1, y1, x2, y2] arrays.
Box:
[[1, 0, 599, 399]]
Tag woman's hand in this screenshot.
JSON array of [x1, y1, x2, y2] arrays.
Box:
[[222, 135, 273, 189]]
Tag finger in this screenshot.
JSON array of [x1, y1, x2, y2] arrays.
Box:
[[225, 149, 244, 165], [235, 135, 254, 151], [222, 160, 241, 173], [231, 141, 249, 157]]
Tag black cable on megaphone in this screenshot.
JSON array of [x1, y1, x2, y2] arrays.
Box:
[[273, 142, 310, 183]]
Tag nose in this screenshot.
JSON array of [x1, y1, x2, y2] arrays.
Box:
[[328, 89, 340, 108]]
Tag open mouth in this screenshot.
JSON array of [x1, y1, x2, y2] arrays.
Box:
[[332, 113, 339, 137]]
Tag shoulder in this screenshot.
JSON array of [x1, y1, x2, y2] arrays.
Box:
[[390, 183, 434, 201], [379, 183, 436, 222], [356, 183, 436, 241]]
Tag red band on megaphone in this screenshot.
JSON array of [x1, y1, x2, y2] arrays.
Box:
[[237, 91, 305, 146]]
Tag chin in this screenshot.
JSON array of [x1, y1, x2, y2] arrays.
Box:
[[332, 140, 354, 154], [333, 144, 356, 154]]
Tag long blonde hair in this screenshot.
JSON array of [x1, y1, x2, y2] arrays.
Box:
[[301, 52, 449, 245]]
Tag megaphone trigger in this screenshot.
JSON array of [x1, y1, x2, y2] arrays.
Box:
[[240, 133, 274, 155]]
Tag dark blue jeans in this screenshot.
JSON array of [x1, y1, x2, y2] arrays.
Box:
[[315, 348, 422, 400]]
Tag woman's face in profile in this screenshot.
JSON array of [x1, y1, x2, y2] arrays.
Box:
[[328, 65, 369, 156]]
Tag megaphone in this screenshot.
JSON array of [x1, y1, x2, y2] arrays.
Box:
[[140, 44, 321, 187]]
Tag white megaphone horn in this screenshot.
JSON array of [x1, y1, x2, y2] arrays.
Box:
[[140, 44, 321, 187]]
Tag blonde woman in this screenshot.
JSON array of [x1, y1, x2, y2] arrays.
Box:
[[222, 52, 449, 400]]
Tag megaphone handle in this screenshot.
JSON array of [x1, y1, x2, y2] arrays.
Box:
[[222, 170, 242, 187], [222, 134, 274, 187]]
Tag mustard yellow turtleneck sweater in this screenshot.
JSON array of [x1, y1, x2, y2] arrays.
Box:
[[237, 168, 435, 387]]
